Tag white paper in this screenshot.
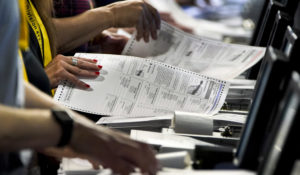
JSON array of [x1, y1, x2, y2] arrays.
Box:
[[146, 0, 252, 39], [96, 115, 173, 130], [60, 158, 112, 175], [54, 53, 229, 116], [130, 130, 215, 149], [122, 22, 265, 80], [155, 170, 256, 175], [97, 115, 173, 125], [211, 113, 247, 124]]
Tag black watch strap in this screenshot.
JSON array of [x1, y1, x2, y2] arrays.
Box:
[[51, 108, 74, 147]]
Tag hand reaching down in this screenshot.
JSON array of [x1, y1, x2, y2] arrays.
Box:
[[107, 0, 161, 42]]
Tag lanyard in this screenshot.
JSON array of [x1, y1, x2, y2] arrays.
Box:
[[19, 50, 29, 82], [19, 0, 29, 50], [19, 0, 29, 81], [25, 0, 52, 67]]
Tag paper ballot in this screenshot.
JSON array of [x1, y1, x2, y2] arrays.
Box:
[[54, 53, 229, 116], [122, 21, 265, 80]]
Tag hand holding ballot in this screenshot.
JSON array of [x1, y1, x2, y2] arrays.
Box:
[[107, 0, 161, 42], [55, 21, 265, 117], [45, 54, 102, 89], [123, 21, 265, 80]]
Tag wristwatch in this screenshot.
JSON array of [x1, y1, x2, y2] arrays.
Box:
[[51, 108, 74, 147]]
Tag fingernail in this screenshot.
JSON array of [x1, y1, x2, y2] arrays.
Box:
[[93, 59, 98, 62], [98, 65, 103, 69], [85, 84, 90, 88], [95, 71, 100, 75]]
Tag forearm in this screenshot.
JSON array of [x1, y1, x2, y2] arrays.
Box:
[[24, 82, 95, 130], [53, 7, 114, 53], [0, 105, 60, 151], [24, 81, 58, 109]]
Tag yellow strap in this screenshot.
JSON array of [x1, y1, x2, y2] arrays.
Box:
[[25, 0, 52, 67], [19, 0, 29, 50], [19, 50, 29, 82], [19, 0, 29, 82]]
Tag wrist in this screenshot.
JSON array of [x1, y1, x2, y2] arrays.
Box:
[[91, 7, 115, 29], [106, 5, 117, 28], [51, 108, 74, 147]]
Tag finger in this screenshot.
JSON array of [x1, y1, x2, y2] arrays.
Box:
[[146, 4, 161, 30], [111, 159, 135, 175], [139, 143, 159, 174], [73, 57, 98, 64], [63, 61, 100, 77], [57, 54, 97, 64], [136, 16, 144, 41], [65, 57, 101, 71], [88, 160, 100, 170], [142, 8, 150, 42], [143, 4, 157, 41], [150, 19, 158, 40], [118, 143, 158, 175], [63, 70, 90, 89], [100, 156, 135, 175]]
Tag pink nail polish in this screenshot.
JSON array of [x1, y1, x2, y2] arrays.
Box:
[[95, 71, 100, 75], [98, 65, 103, 69]]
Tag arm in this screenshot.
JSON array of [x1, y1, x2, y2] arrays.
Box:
[[0, 81, 64, 150], [54, 0, 160, 53], [2, 82, 159, 175], [0, 105, 60, 151], [53, 8, 113, 53]]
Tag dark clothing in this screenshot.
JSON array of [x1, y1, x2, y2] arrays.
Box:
[[94, 0, 120, 7], [22, 50, 52, 95], [54, 0, 93, 18], [53, 0, 94, 55], [0, 153, 25, 175], [23, 26, 52, 95]]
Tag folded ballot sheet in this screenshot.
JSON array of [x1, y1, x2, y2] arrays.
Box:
[[122, 21, 265, 81]]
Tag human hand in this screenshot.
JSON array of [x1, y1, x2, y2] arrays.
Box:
[[45, 54, 102, 89], [67, 113, 159, 175], [91, 31, 129, 54], [107, 0, 161, 42], [39, 147, 101, 169]]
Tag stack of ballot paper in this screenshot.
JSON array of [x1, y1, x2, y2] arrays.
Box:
[[227, 79, 256, 100], [224, 79, 256, 110]]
